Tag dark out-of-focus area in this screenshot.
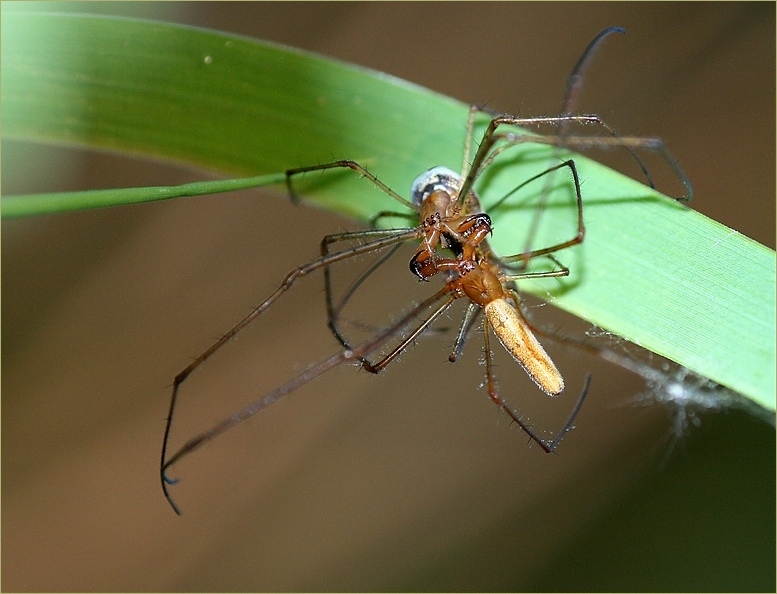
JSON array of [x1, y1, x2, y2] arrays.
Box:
[[3, 3, 774, 591]]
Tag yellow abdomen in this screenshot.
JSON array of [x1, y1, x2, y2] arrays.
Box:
[[484, 298, 564, 396]]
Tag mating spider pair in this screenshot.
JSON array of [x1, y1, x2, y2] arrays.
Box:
[[160, 26, 691, 514]]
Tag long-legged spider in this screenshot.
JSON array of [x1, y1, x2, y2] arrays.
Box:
[[161, 26, 691, 514]]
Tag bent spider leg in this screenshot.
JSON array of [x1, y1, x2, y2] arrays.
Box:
[[162, 284, 455, 514], [286, 159, 416, 210], [458, 26, 629, 209], [160, 227, 420, 507], [559, 26, 625, 119], [482, 311, 591, 452], [484, 158, 584, 270], [321, 229, 408, 361], [360, 295, 458, 374], [467, 114, 692, 202]]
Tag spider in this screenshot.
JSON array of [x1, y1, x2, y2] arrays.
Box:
[[160, 26, 691, 514]]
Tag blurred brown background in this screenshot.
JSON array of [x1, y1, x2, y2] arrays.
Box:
[[3, 3, 774, 591]]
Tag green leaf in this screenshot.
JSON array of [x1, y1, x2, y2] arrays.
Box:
[[2, 12, 774, 412]]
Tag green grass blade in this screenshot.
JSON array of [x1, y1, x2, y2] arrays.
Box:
[[1, 173, 286, 217], [2, 12, 774, 412]]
